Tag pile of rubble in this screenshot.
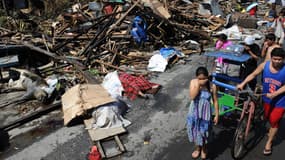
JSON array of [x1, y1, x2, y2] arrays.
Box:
[[0, 0, 235, 79], [0, 0, 272, 156]]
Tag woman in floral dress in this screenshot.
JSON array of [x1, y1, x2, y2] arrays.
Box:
[[187, 67, 219, 159]]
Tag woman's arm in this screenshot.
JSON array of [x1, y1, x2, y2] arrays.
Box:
[[212, 84, 219, 125], [189, 79, 200, 100]]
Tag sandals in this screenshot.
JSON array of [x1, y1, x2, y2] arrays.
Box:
[[191, 147, 201, 159], [263, 141, 272, 156], [263, 148, 272, 156]]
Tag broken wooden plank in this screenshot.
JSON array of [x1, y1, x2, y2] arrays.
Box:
[[84, 119, 126, 141], [107, 1, 140, 34]]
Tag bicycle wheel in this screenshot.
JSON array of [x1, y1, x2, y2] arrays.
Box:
[[231, 115, 248, 159]]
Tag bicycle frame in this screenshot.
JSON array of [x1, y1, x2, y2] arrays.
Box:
[[239, 96, 256, 138]]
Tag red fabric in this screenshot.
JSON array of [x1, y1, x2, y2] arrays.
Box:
[[249, 7, 257, 16], [119, 72, 158, 100], [88, 146, 101, 160], [263, 103, 285, 128]]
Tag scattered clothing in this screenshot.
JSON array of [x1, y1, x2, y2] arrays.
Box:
[[119, 72, 159, 100], [91, 101, 131, 129]]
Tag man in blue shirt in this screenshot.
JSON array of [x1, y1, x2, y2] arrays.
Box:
[[237, 48, 285, 156]]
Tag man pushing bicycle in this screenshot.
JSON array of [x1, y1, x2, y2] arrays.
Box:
[[237, 47, 285, 156]]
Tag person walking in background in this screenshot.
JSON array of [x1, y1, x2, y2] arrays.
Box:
[[187, 67, 219, 159], [237, 48, 285, 156], [275, 8, 285, 50], [269, 8, 285, 48], [261, 33, 280, 61], [264, 2, 278, 27], [241, 36, 261, 90]]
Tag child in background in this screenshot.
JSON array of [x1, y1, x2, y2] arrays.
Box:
[[215, 34, 233, 50], [215, 34, 232, 74], [187, 67, 219, 160]]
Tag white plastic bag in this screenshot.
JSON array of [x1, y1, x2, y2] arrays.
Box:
[[147, 54, 168, 72], [102, 71, 124, 98], [271, 19, 285, 44]]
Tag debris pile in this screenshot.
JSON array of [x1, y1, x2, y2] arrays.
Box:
[[0, 0, 229, 77]]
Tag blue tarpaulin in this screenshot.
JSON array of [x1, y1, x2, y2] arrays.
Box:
[[204, 51, 251, 62], [159, 47, 184, 59]]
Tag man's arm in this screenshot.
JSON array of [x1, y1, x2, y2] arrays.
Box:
[[246, 46, 259, 60], [267, 84, 285, 99], [237, 62, 265, 90]]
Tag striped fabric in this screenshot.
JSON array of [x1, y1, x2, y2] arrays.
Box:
[[187, 89, 213, 146]]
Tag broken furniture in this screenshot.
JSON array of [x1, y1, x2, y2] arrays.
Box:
[[61, 84, 127, 158], [84, 118, 126, 159], [0, 45, 22, 80]]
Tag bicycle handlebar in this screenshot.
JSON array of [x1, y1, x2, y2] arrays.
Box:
[[212, 79, 237, 91], [212, 79, 260, 101]]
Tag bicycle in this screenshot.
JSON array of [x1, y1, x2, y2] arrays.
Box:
[[231, 88, 264, 159]]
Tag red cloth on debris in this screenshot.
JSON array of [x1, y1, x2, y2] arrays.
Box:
[[119, 72, 158, 100], [88, 146, 101, 160]]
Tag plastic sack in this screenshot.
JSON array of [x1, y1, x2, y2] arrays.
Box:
[[102, 71, 124, 98], [271, 19, 285, 44], [147, 54, 168, 72], [224, 44, 244, 55], [92, 103, 131, 129], [130, 16, 147, 44]]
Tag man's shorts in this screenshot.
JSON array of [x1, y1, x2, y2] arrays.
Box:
[[263, 103, 285, 128]]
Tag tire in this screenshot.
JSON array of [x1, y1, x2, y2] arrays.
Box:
[[231, 115, 248, 159]]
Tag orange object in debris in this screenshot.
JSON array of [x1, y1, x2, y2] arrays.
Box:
[[104, 5, 113, 14]]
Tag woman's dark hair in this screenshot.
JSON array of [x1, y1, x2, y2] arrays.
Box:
[[219, 33, 228, 42], [271, 47, 285, 58], [196, 66, 209, 77], [196, 66, 210, 90]]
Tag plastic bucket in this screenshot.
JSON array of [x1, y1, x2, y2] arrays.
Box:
[[89, 2, 102, 11]]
